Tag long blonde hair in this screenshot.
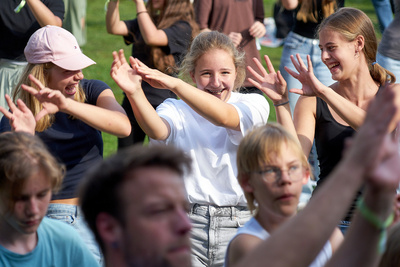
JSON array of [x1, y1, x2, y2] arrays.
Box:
[[12, 63, 86, 132]]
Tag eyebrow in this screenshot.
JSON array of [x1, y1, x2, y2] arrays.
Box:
[[18, 188, 51, 198]]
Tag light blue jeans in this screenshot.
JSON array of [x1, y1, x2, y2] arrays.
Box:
[[377, 52, 400, 81], [189, 204, 252, 267], [279, 31, 334, 182], [371, 0, 393, 33], [46, 204, 104, 265]]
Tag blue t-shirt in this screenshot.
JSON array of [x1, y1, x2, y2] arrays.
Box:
[[0, 79, 106, 199], [0, 217, 100, 267]]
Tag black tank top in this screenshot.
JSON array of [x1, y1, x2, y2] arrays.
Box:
[[314, 97, 357, 221]]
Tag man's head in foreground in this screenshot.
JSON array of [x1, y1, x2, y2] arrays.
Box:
[[80, 144, 193, 267]]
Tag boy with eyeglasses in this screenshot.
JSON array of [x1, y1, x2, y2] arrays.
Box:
[[225, 123, 343, 267]]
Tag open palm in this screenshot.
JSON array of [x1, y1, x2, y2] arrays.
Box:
[[285, 54, 328, 96]]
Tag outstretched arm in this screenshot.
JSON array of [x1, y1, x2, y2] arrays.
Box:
[[234, 82, 400, 267], [286, 54, 367, 130], [27, 0, 62, 27], [134, 58, 242, 131], [111, 50, 171, 140], [21, 75, 131, 138]]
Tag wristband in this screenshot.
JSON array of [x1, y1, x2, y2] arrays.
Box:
[[14, 0, 26, 13], [137, 11, 148, 16], [357, 197, 394, 253], [273, 100, 289, 107]]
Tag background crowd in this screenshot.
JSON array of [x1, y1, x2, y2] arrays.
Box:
[[0, 0, 399, 267]]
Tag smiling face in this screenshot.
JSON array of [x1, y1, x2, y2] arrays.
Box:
[[47, 65, 84, 99], [118, 167, 192, 267], [248, 143, 309, 220], [319, 29, 363, 82], [0, 169, 52, 238], [190, 48, 237, 102]]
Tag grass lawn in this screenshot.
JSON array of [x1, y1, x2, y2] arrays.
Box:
[[83, 0, 381, 158]]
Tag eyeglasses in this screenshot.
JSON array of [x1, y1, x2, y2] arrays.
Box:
[[253, 165, 304, 183]]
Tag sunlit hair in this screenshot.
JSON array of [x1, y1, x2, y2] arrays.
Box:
[[378, 221, 400, 267], [180, 31, 246, 92], [237, 123, 310, 212], [318, 7, 396, 84], [79, 144, 192, 257], [12, 63, 86, 132], [147, 0, 199, 75], [0, 132, 65, 214], [297, 0, 337, 23]]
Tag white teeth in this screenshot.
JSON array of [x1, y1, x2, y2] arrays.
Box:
[[329, 63, 339, 69], [207, 89, 223, 95]]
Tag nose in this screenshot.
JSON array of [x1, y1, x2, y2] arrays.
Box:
[[74, 71, 84, 80], [209, 75, 221, 88], [321, 49, 330, 63], [175, 208, 192, 235], [26, 198, 40, 216], [278, 169, 292, 184]]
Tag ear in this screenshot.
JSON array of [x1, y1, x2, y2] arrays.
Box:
[[190, 71, 196, 84], [239, 173, 254, 193], [301, 168, 310, 185], [96, 212, 123, 247], [354, 35, 365, 54]]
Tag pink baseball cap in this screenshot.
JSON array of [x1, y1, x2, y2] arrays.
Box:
[[24, 25, 95, 71]]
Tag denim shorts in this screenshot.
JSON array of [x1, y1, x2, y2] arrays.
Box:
[[189, 204, 252, 267], [46, 203, 103, 265]]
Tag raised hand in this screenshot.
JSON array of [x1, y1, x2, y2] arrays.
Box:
[[110, 49, 143, 96], [134, 59, 178, 90], [0, 94, 36, 134], [247, 55, 287, 104], [284, 54, 330, 96]]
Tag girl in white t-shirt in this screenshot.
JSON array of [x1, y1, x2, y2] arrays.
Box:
[[110, 31, 270, 267]]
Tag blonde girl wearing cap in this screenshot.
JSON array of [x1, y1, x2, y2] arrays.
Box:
[[0, 25, 130, 264]]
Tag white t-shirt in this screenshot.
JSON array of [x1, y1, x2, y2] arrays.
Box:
[[151, 92, 270, 206]]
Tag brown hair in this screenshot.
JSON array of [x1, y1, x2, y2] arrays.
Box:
[[237, 123, 310, 212], [379, 221, 400, 267], [0, 132, 64, 214], [297, 0, 337, 23], [147, 0, 199, 75], [180, 31, 246, 92], [12, 63, 86, 132], [318, 7, 396, 84]]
